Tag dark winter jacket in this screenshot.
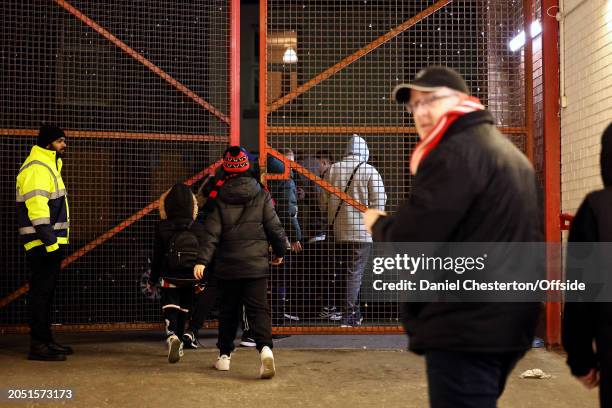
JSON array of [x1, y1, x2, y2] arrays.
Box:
[[296, 155, 328, 240], [372, 110, 541, 354], [151, 184, 208, 283], [267, 157, 302, 243], [563, 123, 612, 377], [200, 174, 287, 280]]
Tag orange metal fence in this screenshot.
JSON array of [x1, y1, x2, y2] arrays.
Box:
[[1, 0, 234, 326], [258, 0, 540, 330], [1, 0, 555, 339]]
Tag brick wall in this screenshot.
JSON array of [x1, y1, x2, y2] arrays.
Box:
[[561, 0, 612, 215]]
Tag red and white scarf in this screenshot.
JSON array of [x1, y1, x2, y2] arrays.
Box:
[[410, 96, 485, 175]]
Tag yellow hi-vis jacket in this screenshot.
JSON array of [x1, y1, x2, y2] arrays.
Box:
[[16, 145, 70, 252]]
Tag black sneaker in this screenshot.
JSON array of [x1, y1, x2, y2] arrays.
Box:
[[28, 342, 66, 361], [319, 306, 337, 318], [182, 331, 200, 349], [239, 336, 256, 347], [47, 342, 74, 355]]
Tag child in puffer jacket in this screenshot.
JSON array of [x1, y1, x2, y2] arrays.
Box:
[[199, 146, 287, 379], [149, 183, 208, 363]]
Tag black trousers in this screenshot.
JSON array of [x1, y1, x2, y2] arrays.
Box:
[[161, 284, 193, 338], [27, 246, 63, 343], [600, 350, 611, 408], [188, 276, 220, 333], [425, 350, 525, 408], [217, 277, 272, 354]]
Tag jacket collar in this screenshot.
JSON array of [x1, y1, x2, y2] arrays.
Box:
[[30, 145, 61, 171], [443, 110, 495, 140]]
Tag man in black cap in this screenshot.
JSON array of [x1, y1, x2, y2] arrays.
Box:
[[16, 124, 73, 361], [363, 67, 541, 407]]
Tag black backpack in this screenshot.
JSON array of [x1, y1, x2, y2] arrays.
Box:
[[163, 221, 200, 280]]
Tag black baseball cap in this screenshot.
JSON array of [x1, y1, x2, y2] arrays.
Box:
[[391, 66, 470, 104]]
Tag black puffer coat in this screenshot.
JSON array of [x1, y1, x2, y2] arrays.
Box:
[[151, 183, 208, 283], [563, 122, 612, 378], [200, 174, 287, 280], [372, 110, 541, 354]]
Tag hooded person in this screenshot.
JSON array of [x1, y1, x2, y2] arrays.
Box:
[[150, 183, 208, 364], [320, 135, 387, 326], [563, 122, 612, 407], [199, 146, 287, 379]]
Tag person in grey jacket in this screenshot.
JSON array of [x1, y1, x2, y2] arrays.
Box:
[[320, 135, 386, 326]]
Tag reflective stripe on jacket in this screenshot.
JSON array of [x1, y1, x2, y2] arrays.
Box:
[[16, 145, 70, 252]]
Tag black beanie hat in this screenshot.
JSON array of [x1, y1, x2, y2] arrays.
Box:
[[37, 124, 65, 148], [164, 183, 195, 220]]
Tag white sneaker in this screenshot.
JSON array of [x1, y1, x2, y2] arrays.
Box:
[[214, 354, 231, 371], [167, 335, 181, 364], [259, 346, 276, 379]]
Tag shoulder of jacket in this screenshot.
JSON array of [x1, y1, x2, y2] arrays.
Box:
[[586, 189, 612, 205], [257, 188, 271, 201], [18, 161, 54, 180]]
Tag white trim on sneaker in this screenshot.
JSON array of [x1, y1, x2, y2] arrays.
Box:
[[259, 346, 275, 379], [240, 337, 256, 347], [283, 312, 300, 321], [167, 335, 181, 364]]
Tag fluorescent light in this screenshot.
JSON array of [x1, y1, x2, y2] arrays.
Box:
[[530, 20, 542, 37], [509, 31, 526, 52], [283, 47, 298, 63], [509, 20, 542, 52]]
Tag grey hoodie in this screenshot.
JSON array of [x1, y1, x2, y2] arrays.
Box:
[[321, 135, 387, 242]]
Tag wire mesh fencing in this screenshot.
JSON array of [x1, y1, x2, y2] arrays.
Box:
[[261, 0, 533, 329], [1, 0, 231, 326]]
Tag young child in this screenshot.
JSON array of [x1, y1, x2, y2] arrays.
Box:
[[199, 146, 287, 379], [150, 183, 207, 363]]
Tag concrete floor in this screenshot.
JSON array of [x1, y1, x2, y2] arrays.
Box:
[[0, 331, 599, 408]]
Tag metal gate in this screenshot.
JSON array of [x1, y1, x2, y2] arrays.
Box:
[[259, 0, 538, 332], [1, 0, 236, 330], [1, 0, 548, 337]]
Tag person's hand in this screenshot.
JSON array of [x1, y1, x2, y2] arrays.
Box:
[[363, 209, 387, 234], [576, 368, 600, 389], [193, 264, 206, 280], [145, 280, 158, 296], [291, 241, 302, 253], [270, 256, 284, 266]]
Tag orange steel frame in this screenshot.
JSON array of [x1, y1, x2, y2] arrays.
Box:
[[2, 1, 562, 340], [258, 0, 560, 338], [0, 322, 404, 335], [0, 0, 240, 321], [54, 0, 229, 125], [523, 0, 535, 164], [542, 0, 562, 348], [0, 128, 227, 142], [259, 1, 459, 333]]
